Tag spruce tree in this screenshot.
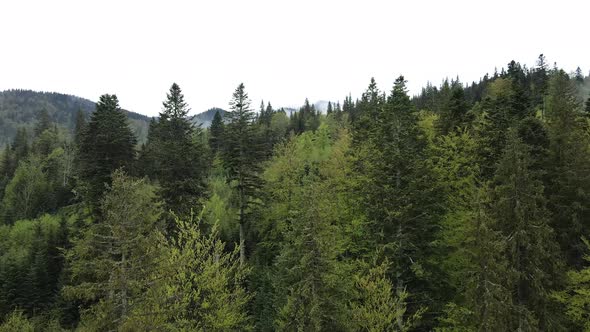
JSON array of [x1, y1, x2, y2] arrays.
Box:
[[142, 83, 206, 217], [64, 170, 163, 330], [360, 76, 444, 327], [487, 131, 564, 330], [209, 110, 224, 155], [222, 83, 262, 265], [545, 70, 590, 268], [78, 94, 137, 207], [435, 85, 470, 136], [34, 109, 52, 137]]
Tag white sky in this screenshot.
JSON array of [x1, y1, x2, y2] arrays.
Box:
[[1, 0, 589, 117]]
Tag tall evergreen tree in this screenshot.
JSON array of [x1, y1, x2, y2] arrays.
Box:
[[545, 70, 590, 268], [222, 83, 262, 265], [487, 131, 564, 330], [34, 109, 52, 137], [142, 83, 206, 218], [78, 94, 137, 207], [209, 110, 225, 155], [64, 171, 163, 330], [360, 76, 444, 327], [435, 85, 470, 135]]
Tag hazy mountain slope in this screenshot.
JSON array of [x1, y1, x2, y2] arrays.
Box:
[[193, 107, 226, 128], [0, 90, 151, 146]]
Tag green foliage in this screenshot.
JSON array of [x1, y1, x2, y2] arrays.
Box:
[[0, 310, 34, 332], [0, 214, 67, 319], [78, 94, 137, 208], [358, 76, 444, 327], [545, 70, 590, 268], [209, 110, 225, 155], [132, 213, 251, 331], [553, 238, 590, 331], [350, 261, 420, 332], [140, 83, 207, 218], [63, 170, 162, 330], [1, 156, 49, 223], [1, 60, 589, 331], [222, 83, 263, 265]]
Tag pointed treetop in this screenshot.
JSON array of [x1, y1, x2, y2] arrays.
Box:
[[230, 83, 251, 113], [162, 83, 190, 119]]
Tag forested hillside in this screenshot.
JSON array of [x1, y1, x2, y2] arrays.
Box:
[[1, 57, 590, 331], [0, 90, 151, 146]]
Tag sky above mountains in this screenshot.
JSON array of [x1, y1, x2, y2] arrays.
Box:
[[1, 0, 588, 117]]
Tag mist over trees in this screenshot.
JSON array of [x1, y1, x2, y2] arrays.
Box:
[[1, 56, 590, 331]]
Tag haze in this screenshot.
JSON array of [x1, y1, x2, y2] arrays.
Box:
[[1, 0, 588, 116]]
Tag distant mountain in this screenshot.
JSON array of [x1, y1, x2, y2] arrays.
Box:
[[193, 107, 226, 128], [0, 90, 151, 146]]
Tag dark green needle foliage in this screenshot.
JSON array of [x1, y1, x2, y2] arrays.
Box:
[[78, 94, 137, 208]]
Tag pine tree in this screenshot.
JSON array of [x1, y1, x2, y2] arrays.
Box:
[[63, 170, 163, 330], [476, 77, 532, 179], [354, 77, 384, 144], [489, 131, 564, 330], [142, 83, 206, 217], [360, 76, 444, 327], [78, 94, 137, 208], [553, 238, 590, 331], [435, 85, 470, 135], [209, 110, 225, 155], [34, 109, 52, 137], [222, 83, 263, 265], [274, 166, 349, 331], [545, 70, 590, 268]]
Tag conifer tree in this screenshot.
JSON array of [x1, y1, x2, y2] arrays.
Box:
[[222, 83, 262, 265], [142, 83, 206, 217], [435, 85, 470, 135], [488, 131, 563, 330], [78, 94, 137, 207], [209, 110, 225, 155], [64, 170, 163, 330], [553, 238, 590, 331], [34, 109, 52, 137], [360, 76, 444, 327], [354, 77, 384, 144], [545, 70, 590, 268]]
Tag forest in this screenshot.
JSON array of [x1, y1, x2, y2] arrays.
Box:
[[0, 55, 589, 331]]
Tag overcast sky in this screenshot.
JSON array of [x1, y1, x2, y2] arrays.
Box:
[[1, 0, 588, 116]]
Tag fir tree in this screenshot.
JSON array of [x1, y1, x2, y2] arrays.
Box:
[[209, 110, 225, 155], [64, 170, 163, 330], [78, 94, 137, 208], [488, 131, 564, 330], [435, 85, 470, 135], [222, 83, 263, 265], [142, 83, 206, 218], [360, 76, 444, 327], [545, 70, 590, 268]]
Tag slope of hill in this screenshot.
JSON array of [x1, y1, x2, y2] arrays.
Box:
[[193, 107, 226, 128], [0, 90, 151, 146]]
